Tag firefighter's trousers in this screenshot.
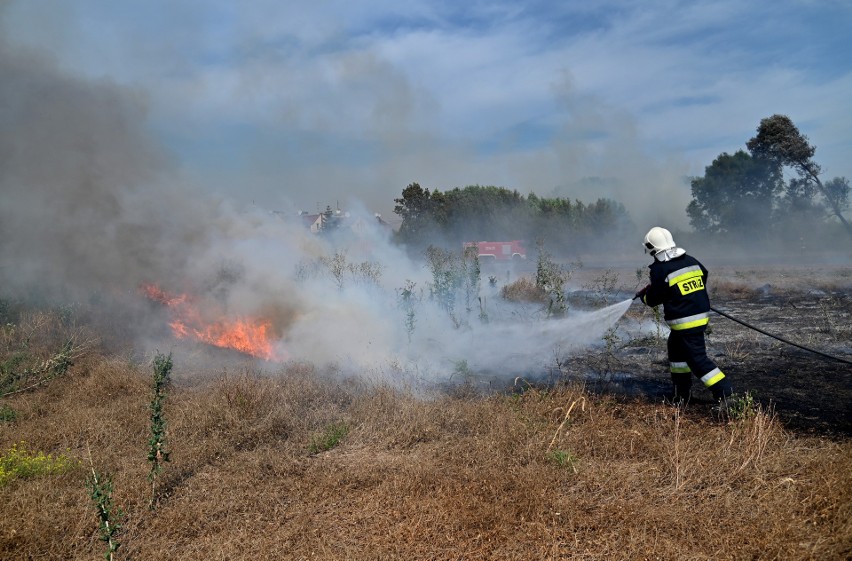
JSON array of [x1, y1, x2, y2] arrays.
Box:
[[667, 327, 732, 401]]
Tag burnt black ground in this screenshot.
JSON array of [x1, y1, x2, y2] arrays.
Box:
[[706, 295, 851, 435], [566, 289, 852, 437]]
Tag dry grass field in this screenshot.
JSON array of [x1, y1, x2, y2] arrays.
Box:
[[1, 265, 850, 560]]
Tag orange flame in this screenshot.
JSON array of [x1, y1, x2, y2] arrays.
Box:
[[141, 283, 284, 361]]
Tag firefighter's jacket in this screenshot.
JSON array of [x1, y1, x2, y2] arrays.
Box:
[[641, 254, 710, 331]]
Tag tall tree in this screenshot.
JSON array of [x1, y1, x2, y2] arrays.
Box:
[[686, 150, 780, 236], [442, 185, 527, 240], [393, 182, 439, 243], [746, 114, 852, 238]]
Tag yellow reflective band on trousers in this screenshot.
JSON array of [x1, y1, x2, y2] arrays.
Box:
[[700, 368, 725, 387], [667, 312, 710, 330], [670, 362, 691, 374]]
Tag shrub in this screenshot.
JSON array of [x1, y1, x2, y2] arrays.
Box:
[[500, 276, 547, 303], [1, 311, 88, 397]]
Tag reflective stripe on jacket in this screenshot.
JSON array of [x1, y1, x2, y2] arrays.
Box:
[[642, 254, 711, 330]]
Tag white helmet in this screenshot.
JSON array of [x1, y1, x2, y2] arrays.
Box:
[[643, 227, 675, 255]]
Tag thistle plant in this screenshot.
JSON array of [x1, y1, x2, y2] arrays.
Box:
[[397, 280, 418, 343], [425, 246, 462, 325], [462, 245, 483, 318], [478, 296, 489, 324], [583, 269, 619, 306], [534, 240, 568, 317], [148, 352, 172, 507], [601, 326, 621, 374], [636, 267, 664, 341], [86, 466, 124, 561], [316, 251, 383, 290]]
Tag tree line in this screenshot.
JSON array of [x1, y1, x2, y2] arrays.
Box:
[[392, 184, 634, 253], [390, 114, 849, 255]]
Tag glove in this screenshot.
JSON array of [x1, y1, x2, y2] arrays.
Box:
[[634, 284, 650, 300]]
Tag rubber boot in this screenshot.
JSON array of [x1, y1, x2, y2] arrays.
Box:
[[671, 373, 692, 404], [710, 378, 733, 401], [672, 384, 691, 404]]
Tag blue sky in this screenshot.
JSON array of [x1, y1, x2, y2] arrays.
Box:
[[3, 0, 851, 228]]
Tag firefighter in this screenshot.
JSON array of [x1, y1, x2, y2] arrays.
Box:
[[634, 227, 733, 403]]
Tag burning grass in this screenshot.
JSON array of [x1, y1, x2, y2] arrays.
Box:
[[0, 297, 850, 559], [140, 283, 285, 361]]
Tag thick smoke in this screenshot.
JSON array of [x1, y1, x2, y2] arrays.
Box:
[[0, 37, 199, 298], [0, 36, 640, 386]]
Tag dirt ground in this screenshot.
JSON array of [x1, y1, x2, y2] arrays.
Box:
[[560, 264, 852, 437]]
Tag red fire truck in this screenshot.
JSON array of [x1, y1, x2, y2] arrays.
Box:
[[463, 240, 527, 261]]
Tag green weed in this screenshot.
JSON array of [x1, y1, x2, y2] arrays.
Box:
[[462, 245, 483, 319], [651, 305, 664, 341], [723, 392, 759, 421], [452, 359, 475, 385], [548, 449, 579, 473], [308, 422, 349, 454], [0, 404, 16, 422], [0, 441, 77, 486], [425, 245, 462, 324]]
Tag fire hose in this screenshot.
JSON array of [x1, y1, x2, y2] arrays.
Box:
[[632, 293, 851, 365], [708, 306, 852, 366]]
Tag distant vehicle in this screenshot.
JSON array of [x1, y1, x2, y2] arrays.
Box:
[[463, 240, 527, 261]]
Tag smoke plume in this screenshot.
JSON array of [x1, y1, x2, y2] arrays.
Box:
[[0, 35, 638, 386]]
